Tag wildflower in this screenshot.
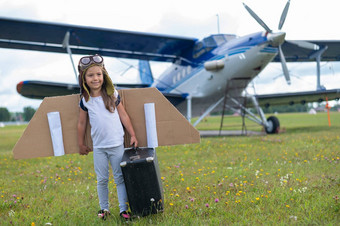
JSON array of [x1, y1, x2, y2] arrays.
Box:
[[205, 203, 209, 208], [286, 205, 290, 208], [190, 198, 194, 202], [8, 210, 15, 217], [229, 183, 234, 187], [32, 222, 35, 226], [289, 216, 297, 221], [185, 205, 188, 209], [256, 197, 260, 200], [215, 198, 219, 203], [169, 203, 174, 206]]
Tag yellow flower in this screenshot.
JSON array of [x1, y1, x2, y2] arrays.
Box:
[[286, 205, 290, 208], [32, 223, 35, 226], [256, 197, 260, 200], [169, 203, 174, 206]]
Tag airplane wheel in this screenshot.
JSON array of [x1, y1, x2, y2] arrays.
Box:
[[265, 116, 280, 134]]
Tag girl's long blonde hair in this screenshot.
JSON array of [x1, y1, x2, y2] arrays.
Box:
[[101, 74, 116, 113]]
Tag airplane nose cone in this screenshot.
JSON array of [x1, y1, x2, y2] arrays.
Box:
[[267, 32, 286, 46]]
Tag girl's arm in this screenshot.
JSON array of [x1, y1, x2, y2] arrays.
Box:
[[77, 108, 91, 155], [117, 103, 138, 147]]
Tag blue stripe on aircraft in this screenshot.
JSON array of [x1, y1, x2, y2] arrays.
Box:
[[261, 47, 278, 53]]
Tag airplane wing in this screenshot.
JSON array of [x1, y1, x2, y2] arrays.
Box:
[[17, 81, 80, 99], [17, 80, 187, 106], [256, 89, 340, 107], [0, 17, 197, 62], [274, 40, 340, 62], [17, 81, 152, 99]]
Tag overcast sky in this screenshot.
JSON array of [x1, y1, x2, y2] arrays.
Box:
[[1, 0, 340, 112]]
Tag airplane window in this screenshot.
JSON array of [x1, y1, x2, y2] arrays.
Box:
[[194, 42, 203, 51], [203, 36, 217, 48], [186, 66, 192, 75], [223, 34, 237, 41], [173, 76, 176, 84], [213, 35, 226, 45]]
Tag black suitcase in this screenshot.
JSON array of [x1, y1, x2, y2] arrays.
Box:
[[120, 147, 164, 216]]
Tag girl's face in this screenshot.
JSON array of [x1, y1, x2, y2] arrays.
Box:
[[85, 66, 104, 94]]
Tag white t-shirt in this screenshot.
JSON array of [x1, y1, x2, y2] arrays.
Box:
[[80, 90, 124, 148]]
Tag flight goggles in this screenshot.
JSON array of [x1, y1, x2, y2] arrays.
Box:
[[78, 54, 104, 71]]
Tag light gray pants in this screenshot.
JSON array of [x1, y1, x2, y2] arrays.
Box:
[[93, 145, 128, 213]]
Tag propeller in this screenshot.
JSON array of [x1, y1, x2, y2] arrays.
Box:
[[242, 3, 271, 32], [286, 40, 320, 50], [243, 0, 319, 85]]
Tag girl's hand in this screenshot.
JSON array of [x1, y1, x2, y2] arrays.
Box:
[[130, 136, 138, 148], [79, 144, 91, 155]]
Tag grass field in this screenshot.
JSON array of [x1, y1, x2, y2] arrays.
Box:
[[0, 112, 339, 225]]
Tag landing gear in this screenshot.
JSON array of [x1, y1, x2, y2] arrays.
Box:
[[265, 116, 280, 134]]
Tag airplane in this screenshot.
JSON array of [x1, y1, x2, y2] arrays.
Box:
[[1, 0, 340, 134]]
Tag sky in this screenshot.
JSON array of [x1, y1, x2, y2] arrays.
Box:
[[0, 0, 340, 112]]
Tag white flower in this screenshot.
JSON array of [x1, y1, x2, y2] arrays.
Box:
[[289, 216, 297, 221], [8, 210, 15, 217]]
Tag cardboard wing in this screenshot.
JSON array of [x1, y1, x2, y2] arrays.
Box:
[[13, 88, 200, 159]]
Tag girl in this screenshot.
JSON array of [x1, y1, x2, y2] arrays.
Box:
[[77, 54, 137, 221]]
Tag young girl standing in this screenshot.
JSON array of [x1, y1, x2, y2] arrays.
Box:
[[77, 54, 137, 221]]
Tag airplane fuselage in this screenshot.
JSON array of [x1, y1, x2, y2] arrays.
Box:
[[153, 31, 278, 116]]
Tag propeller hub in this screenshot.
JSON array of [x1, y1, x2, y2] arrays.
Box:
[[267, 32, 286, 46]]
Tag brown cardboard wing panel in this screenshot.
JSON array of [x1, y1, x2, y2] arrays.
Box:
[[12, 95, 91, 159], [120, 88, 200, 147], [13, 88, 200, 159]]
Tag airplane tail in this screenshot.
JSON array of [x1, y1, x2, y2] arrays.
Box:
[[138, 60, 154, 85]]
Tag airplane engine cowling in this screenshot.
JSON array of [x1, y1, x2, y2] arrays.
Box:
[[204, 59, 225, 71]]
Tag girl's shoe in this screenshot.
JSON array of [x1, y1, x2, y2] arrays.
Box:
[[120, 211, 131, 221], [98, 209, 110, 220]]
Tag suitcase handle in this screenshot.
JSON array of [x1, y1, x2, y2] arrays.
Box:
[[129, 147, 141, 161]]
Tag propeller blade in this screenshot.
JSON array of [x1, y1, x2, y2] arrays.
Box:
[[286, 40, 320, 50], [242, 3, 272, 32], [278, 0, 290, 30], [278, 45, 291, 85]]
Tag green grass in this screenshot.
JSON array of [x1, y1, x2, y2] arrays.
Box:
[[1, 113, 339, 225]]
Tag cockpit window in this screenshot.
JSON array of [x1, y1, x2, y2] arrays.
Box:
[[192, 34, 237, 58]]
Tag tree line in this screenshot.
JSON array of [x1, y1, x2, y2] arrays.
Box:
[[1, 102, 339, 122], [0, 107, 36, 122]]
